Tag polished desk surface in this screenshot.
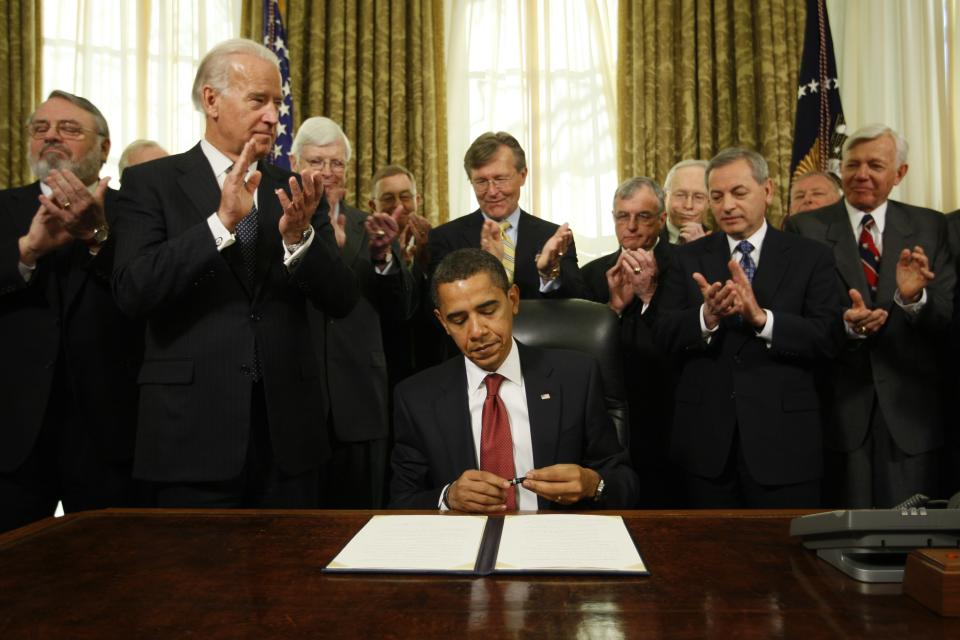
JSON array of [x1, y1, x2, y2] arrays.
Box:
[[1, 509, 957, 638]]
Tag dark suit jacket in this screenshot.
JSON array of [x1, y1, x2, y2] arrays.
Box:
[[112, 143, 359, 482], [0, 183, 142, 472], [389, 342, 639, 509], [784, 200, 955, 455], [427, 209, 587, 299], [310, 202, 416, 442], [654, 227, 843, 485], [581, 241, 677, 495]]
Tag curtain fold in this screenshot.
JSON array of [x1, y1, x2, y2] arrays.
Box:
[[246, 0, 449, 223], [618, 0, 804, 226], [0, 0, 42, 189]]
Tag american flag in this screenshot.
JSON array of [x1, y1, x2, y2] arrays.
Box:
[[264, 0, 293, 170]]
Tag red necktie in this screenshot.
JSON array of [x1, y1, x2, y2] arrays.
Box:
[[480, 373, 516, 510], [859, 214, 880, 299]]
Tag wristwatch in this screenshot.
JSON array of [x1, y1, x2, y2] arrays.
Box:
[[83, 224, 110, 247], [593, 477, 606, 502], [286, 226, 313, 253]]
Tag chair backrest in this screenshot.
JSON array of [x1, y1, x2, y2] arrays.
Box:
[[511, 298, 630, 448]]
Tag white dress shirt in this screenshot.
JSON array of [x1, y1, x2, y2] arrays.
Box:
[[480, 206, 560, 293], [440, 338, 538, 511]]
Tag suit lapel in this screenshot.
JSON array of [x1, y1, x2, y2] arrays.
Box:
[[751, 227, 790, 308], [175, 144, 222, 222], [463, 210, 485, 248], [518, 344, 562, 470], [824, 202, 870, 298], [701, 232, 732, 286], [339, 204, 365, 265], [876, 202, 915, 305], [434, 359, 478, 471], [252, 163, 289, 301]]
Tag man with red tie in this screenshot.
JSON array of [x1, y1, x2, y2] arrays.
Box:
[[389, 248, 638, 511], [785, 124, 955, 508]]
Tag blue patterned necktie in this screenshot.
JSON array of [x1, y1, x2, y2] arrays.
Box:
[[236, 205, 259, 284], [736, 240, 756, 282]]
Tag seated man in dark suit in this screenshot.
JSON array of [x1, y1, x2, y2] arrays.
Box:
[[655, 147, 843, 508], [427, 132, 586, 300], [390, 248, 638, 511], [581, 176, 679, 506], [289, 117, 416, 508], [0, 91, 143, 532]]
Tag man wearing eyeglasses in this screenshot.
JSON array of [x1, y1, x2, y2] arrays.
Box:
[[427, 131, 586, 300], [287, 117, 416, 508], [0, 90, 144, 532], [581, 177, 679, 506], [662, 160, 711, 245]]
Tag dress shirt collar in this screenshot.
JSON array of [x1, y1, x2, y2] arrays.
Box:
[[726, 220, 768, 259], [481, 206, 521, 230], [845, 198, 888, 234], [200, 139, 258, 186], [464, 338, 523, 394], [665, 218, 682, 244]]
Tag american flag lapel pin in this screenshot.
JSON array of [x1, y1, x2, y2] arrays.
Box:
[[540, 393, 551, 400]]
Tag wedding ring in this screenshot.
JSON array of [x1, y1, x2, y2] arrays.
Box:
[[62, 201, 71, 209], [375, 230, 386, 237], [858, 325, 867, 334], [633, 267, 642, 274]]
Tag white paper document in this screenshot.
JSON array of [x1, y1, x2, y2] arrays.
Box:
[[326, 515, 487, 571], [325, 514, 647, 575], [495, 514, 646, 572]]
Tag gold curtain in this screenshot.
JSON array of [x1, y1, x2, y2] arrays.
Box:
[[618, 0, 805, 227], [243, 0, 449, 224], [0, 0, 42, 189]]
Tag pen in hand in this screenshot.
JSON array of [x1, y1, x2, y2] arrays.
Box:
[[508, 476, 526, 486]]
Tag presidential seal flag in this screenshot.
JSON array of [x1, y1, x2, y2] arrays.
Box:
[[789, 0, 846, 181], [264, 0, 294, 170]]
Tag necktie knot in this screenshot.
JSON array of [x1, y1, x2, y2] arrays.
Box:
[[498, 220, 512, 236], [484, 373, 505, 397], [861, 213, 876, 230], [736, 240, 755, 256]]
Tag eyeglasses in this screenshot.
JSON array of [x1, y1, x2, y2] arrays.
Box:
[[27, 120, 100, 140], [668, 191, 708, 205], [377, 192, 416, 207], [614, 212, 661, 225], [303, 158, 346, 172], [470, 174, 516, 193]]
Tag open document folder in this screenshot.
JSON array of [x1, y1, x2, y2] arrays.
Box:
[[324, 514, 649, 576]]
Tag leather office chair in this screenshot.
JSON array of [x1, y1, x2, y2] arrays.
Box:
[[512, 298, 630, 448]]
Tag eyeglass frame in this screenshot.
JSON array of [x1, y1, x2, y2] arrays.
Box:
[[27, 119, 104, 140], [301, 158, 347, 172], [666, 190, 708, 205], [469, 173, 518, 193], [613, 211, 663, 225]]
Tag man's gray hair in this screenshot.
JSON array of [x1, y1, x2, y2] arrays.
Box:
[[706, 148, 769, 185], [118, 139, 164, 173], [371, 164, 418, 198], [30, 90, 110, 140], [612, 176, 665, 213], [664, 159, 708, 191], [290, 116, 353, 163], [843, 124, 909, 166], [192, 38, 279, 112]]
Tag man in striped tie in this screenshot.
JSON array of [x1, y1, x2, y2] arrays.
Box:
[[784, 124, 956, 508], [427, 132, 586, 300]]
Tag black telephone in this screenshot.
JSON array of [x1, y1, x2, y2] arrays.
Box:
[[790, 493, 960, 583]]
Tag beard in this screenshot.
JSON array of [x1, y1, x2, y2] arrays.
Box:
[[29, 141, 104, 185]]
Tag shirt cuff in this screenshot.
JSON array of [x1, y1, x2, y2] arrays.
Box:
[[756, 309, 774, 347], [539, 276, 561, 292], [374, 251, 397, 275], [438, 483, 452, 511], [207, 212, 236, 251], [282, 227, 316, 269], [894, 287, 927, 316], [699, 304, 719, 341], [18, 261, 36, 283]]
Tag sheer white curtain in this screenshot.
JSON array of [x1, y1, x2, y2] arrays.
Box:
[[42, 0, 241, 187], [445, 0, 620, 261], [827, 0, 959, 212]]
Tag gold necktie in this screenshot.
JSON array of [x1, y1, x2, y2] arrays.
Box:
[[499, 220, 515, 283]]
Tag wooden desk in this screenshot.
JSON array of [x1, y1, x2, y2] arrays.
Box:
[[1, 509, 957, 638]]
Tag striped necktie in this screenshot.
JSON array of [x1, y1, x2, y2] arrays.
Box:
[[859, 214, 880, 299], [499, 220, 515, 283], [481, 373, 517, 510]]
